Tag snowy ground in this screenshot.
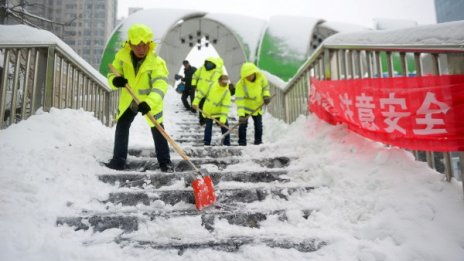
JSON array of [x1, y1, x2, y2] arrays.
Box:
[[1, 87, 464, 261]]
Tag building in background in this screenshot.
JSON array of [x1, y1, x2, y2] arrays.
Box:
[[0, 0, 117, 69], [435, 0, 464, 23]]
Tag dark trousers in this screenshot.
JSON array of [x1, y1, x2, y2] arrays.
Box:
[[238, 114, 263, 146], [181, 85, 194, 110], [198, 97, 206, 124], [204, 119, 230, 146], [113, 108, 171, 165]]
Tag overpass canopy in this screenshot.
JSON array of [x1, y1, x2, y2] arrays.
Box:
[[100, 8, 366, 83]]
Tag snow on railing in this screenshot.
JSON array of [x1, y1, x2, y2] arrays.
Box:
[[266, 21, 464, 194]]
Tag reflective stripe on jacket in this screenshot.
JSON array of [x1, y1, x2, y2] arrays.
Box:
[[108, 47, 169, 126], [192, 57, 223, 105], [235, 72, 270, 117], [202, 82, 231, 124]]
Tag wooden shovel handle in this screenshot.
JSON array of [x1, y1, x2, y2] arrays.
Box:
[[197, 108, 230, 130], [220, 93, 276, 140], [108, 64, 199, 172]]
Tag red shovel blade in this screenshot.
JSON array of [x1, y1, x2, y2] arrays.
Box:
[[192, 175, 216, 211]]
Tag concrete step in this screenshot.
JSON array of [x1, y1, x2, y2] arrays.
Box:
[[57, 208, 312, 233], [124, 156, 291, 171], [105, 186, 315, 206], [128, 146, 243, 158], [57, 215, 139, 232], [174, 134, 231, 140], [114, 236, 326, 254], [98, 170, 290, 188]]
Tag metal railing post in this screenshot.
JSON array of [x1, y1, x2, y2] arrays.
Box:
[[43, 46, 56, 112], [30, 49, 40, 114], [9, 48, 22, 125], [0, 49, 10, 128], [21, 48, 32, 120]]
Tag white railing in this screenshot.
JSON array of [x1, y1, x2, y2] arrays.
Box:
[[0, 43, 118, 128], [266, 21, 464, 193]]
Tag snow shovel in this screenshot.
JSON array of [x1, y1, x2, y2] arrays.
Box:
[[197, 108, 230, 130], [108, 64, 216, 211], [220, 94, 276, 143]]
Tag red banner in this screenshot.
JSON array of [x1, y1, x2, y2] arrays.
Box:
[[308, 75, 464, 152]]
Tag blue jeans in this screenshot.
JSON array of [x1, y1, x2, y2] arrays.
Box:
[[238, 114, 262, 146], [113, 108, 171, 165], [204, 118, 230, 146]]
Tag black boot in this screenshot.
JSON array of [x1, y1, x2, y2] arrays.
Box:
[[104, 158, 125, 170], [159, 162, 174, 173]]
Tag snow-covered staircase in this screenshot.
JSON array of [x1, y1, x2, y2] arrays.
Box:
[[56, 104, 327, 254]]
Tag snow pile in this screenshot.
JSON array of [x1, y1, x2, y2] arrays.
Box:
[[374, 18, 418, 30], [324, 20, 464, 46], [0, 108, 116, 260], [0, 87, 463, 260], [261, 113, 464, 260]]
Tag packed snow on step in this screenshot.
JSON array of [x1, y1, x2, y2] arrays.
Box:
[[1, 87, 464, 261]]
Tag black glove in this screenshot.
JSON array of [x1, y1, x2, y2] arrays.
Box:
[[239, 116, 247, 124], [112, 76, 128, 88], [263, 96, 271, 105], [174, 74, 183, 81], [229, 83, 235, 96], [137, 101, 151, 115]]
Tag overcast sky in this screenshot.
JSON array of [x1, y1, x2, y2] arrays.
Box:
[[117, 0, 437, 28]]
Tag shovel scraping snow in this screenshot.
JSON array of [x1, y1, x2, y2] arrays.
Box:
[[108, 64, 216, 210]]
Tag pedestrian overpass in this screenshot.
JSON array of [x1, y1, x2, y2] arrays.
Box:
[[0, 12, 463, 195]]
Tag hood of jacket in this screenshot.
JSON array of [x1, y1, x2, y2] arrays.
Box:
[[123, 23, 157, 53], [205, 57, 224, 70], [240, 62, 260, 79]]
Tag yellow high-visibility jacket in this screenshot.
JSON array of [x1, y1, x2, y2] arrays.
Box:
[[202, 82, 231, 124], [192, 57, 223, 103], [235, 63, 270, 117], [108, 46, 169, 126]]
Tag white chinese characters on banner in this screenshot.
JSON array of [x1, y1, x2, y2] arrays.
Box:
[[339, 92, 354, 122], [311, 84, 338, 117], [355, 93, 379, 131], [413, 92, 450, 135], [380, 93, 411, 134], [334, 91, 450, 135], [309, 74, 464, 151]]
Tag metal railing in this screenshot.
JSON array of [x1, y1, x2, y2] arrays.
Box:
[[266, 23, 464, 193], [0, 43, 118, 129]]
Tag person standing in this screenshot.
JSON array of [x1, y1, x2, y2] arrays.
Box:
[[192, 75, 231, 146], [175, 60, 197, 112], [191, 57, 223, 125], [105, 24, 173, 172], [235, 62, 271, 146]]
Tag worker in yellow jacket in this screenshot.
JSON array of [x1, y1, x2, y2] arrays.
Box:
[[105, 24, 173, 172], [191, 57, 223, 125], [235, 62, 271, 145], [192, 75, 232, 146]]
